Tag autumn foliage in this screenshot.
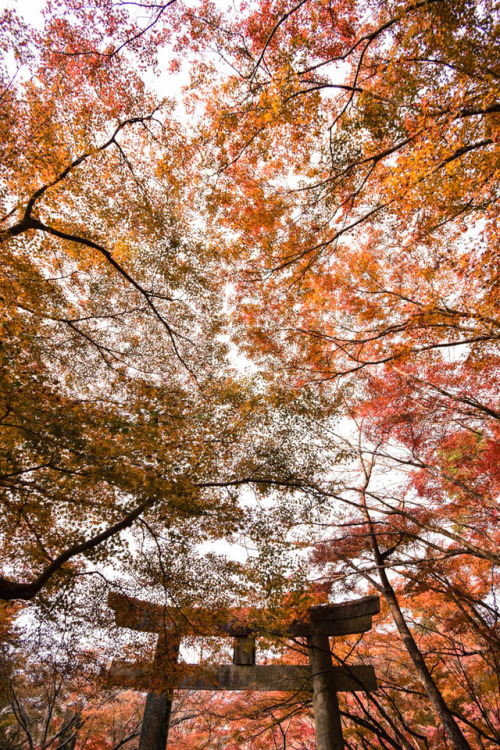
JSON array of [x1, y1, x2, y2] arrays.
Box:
[[0, 0, 498, 748]]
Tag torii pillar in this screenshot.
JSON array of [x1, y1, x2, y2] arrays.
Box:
[[137, 633, 179, 750], [107, 593, 380, 750], [308, 633, 344, 750]]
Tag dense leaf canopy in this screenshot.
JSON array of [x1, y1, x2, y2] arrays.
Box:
[[0, 0, 498, 748]]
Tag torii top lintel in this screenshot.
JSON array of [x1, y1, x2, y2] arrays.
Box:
[[108, 593, 380, 638]]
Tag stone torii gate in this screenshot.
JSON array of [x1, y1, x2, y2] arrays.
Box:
[[107, 592, 380, 750]]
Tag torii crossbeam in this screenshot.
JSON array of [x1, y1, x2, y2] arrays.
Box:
[[107, 592, 380, 750]]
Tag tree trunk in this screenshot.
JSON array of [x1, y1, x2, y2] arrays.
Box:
[[378, 574, 472, 750], [359, 481, 472, 750]]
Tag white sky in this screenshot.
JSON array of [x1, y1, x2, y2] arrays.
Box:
[[7, 0, 45, 25]]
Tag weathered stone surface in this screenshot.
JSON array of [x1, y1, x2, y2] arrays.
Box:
[[233, 636, 256, 665], [309, 596, 380, 620], [109, 594, 380, 750], [108, 593, 380, 638], [308, 634, 344, 750], [108, 660, 377, 693], [136, 632, 179, 750], [137, 692, 171, 750], [288, 613, 374, 637]]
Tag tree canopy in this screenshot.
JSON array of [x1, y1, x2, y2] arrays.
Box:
[[0, 0, 498, 748]]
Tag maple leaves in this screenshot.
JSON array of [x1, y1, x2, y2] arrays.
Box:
[[0, 0, 499, 747], [0, 0, 320, 604], [186, 0, 499, 382], [177, 0, 500, 746]]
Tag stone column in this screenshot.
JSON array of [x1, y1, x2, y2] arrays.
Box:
[[138, 691, 172, 750], [138, 632, 179, 750], [233, 636, 256, 666], [307, 633, 344, 750]]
